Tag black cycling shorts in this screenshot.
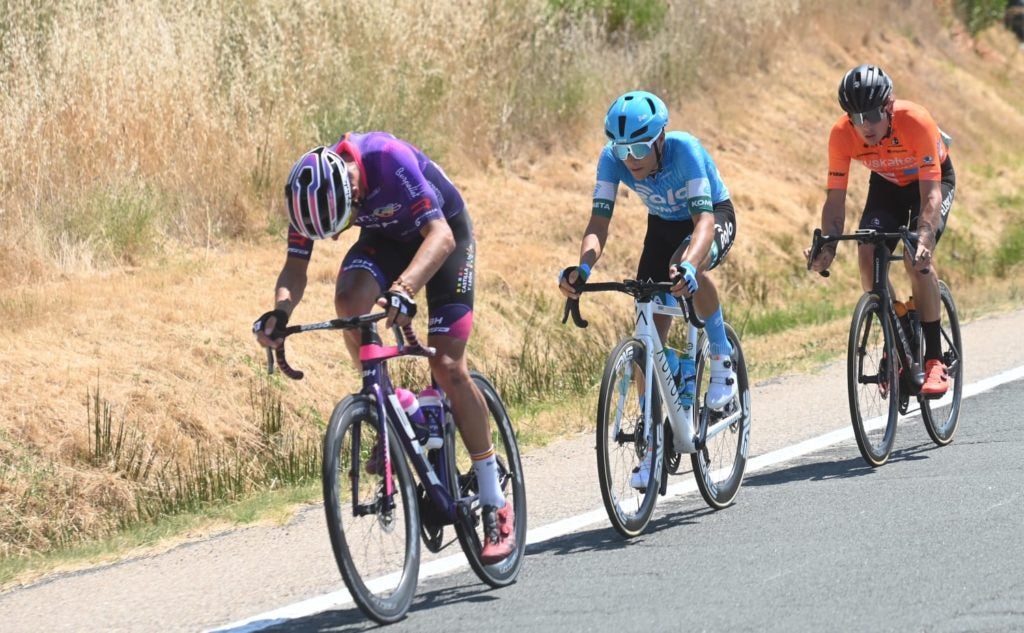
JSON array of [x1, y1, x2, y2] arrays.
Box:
[[341, 211, 476, 339], [859, 156, 956, 252], [636, 199, 737, 282]]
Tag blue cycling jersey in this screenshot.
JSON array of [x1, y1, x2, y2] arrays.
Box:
[[592, 131, 730, 221]]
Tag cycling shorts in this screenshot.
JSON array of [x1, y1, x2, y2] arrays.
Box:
[[637, 199, 737, 282], [341, 211, 476, 340], [859, 156, 955, 252]]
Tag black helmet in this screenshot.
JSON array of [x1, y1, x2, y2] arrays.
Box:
[[837, 64, 893, 114]]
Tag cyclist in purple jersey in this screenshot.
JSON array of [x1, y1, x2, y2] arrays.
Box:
[[559, 91, 740, 488], [254, 132, 514, 562]]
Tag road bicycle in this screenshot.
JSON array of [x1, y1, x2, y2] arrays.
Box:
[[808, 227, 963, 467], [564, 279, 751, 537], [264, 312, 526, 623]]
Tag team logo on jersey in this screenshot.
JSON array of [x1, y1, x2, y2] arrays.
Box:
[[372, 203, 401, 218], [891, 136, 900, 146], [922, 154, 934, 165], [394, 167, 422, 197]]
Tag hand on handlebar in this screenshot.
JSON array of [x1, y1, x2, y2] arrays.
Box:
[[806, 244, 836, 275], [253, 309, 289, 349], [558, 264, 589, 299], [670, 261, 698, 297], [378, 290, 417, 329], [913, 231, 935, 274]]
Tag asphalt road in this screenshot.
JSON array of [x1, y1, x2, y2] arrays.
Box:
[[2, 310, 1023, 633], [270, 378, 1023, 633]]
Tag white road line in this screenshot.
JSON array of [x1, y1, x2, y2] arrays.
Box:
[[207, 364, 1024, 633]]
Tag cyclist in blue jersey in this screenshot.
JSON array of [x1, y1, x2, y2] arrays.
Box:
[[558, 91, 739, 487], [253, 132, 514, 563]]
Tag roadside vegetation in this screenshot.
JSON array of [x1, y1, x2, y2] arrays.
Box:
[[1, 0, 1023, 585]]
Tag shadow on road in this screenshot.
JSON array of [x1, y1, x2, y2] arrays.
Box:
[[254, 579, 496, 632], [744, 439, 941, 488]]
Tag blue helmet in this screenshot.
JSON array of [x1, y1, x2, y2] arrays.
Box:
[[604, 91, 669, 143]]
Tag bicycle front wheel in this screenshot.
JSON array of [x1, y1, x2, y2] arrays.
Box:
[[322, 396, 420, 624], [596, 337, 661, 538], [691, 323, 751, 509], [848, 294, 900, 467], [920, 280, 963, 445], [452, 372, 527, 587]]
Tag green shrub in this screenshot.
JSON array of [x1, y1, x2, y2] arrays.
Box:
[[548, 0, 669, 37], [954, 0, 1007, 35]]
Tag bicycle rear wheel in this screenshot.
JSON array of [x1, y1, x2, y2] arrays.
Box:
[[848, 294, 900, 467], [920, 280, 963, 445], [596, 337, 661, 538], [451, 372, 527, 587], [691, 324, 751, 509], [322, 396, 420, 624]]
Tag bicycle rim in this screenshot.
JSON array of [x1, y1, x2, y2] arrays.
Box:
[[596, 338, 660, 538], [848, 294, 899, 467], [452, 372, 527, 587], [691, 324, 751, 509], [322, 397, 420, 624], [920, 281, 963, 445]]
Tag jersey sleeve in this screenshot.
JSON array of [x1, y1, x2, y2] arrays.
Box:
[[903, 111, 945, 182], [826, 119, 854, 190], [380, 140, 446, 229], [592, 147, 620, 218], [287, 225, 313, 260]]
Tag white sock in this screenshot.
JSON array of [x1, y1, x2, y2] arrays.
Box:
[[471, 447, 506, 508]]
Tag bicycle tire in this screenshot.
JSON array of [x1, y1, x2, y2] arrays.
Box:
[[322, 396, 420, 624], [691, 324, 751, 509], [848, 293, 900, 467], [596, 337, 661, 538], [452, 372, 527, 587], [920, 280, 963, 445]]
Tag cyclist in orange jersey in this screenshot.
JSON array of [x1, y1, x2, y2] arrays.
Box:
[[807, 64, 955, 396]]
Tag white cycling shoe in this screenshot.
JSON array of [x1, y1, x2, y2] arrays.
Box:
[[629, 456, 652, 490], [706, 354, 738, 409]]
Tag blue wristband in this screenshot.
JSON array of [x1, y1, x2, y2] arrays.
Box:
[[578, 262, 591, 281]]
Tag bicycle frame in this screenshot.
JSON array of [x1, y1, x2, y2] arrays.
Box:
[[638, 297, 745, 454], [269, 315, 467, 526], [355, 323, 467, 525], [564, 281, 742, 455], [810, 227, 925, 390]]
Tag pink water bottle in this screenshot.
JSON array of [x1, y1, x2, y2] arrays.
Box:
[[396, 388, 431, 446], [417, 387, 445, 450]]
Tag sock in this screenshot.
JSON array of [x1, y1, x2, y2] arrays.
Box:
[[471, 447, 506, 508], [705, 307, 732, 358]]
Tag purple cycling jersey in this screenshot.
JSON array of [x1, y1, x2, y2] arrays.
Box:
[[287, 132, 465, 259]]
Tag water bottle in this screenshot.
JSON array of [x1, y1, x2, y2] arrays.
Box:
[[894, 298, 915, 346], [416, 387, 445, 450], [666, 348, 696, 409], [396, 388, 433, 447], [678, 356, 696, 409]]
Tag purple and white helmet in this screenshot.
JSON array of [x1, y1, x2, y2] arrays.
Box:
[[284, 146, 353, 240]]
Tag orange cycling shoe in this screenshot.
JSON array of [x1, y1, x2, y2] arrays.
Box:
[[921, 359, 949, 397], [480, 503, 516, 564]]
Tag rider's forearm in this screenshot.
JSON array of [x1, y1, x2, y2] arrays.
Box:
[[679, 215, 714, 268], [399, 224, 455, 295], [820, 190, 847, 236], [274, 263, 308, 315], [916, 181, 943, 244], [579, 216, 610, 268]]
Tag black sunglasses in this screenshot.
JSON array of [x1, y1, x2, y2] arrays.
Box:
[[848, 107, 886, 125]]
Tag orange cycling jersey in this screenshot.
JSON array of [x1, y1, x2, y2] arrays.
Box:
[[827, 99, 949, 189]]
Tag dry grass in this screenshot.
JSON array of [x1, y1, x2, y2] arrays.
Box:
[[2, 0, 1024, 562]]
